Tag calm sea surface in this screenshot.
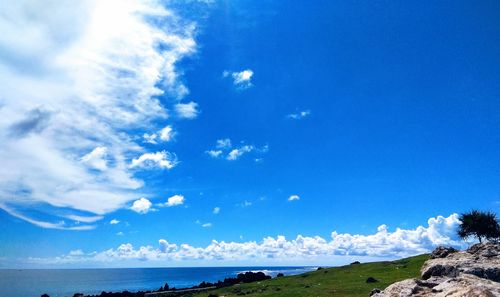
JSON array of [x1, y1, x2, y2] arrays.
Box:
[[0, 267, 314, 297]]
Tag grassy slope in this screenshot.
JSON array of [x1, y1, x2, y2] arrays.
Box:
[[190, 254, 429, 297]]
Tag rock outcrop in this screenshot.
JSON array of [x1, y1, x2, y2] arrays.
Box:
[[372, 242, 500, 297]]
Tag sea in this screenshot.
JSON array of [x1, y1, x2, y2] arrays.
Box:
[[0, 266, 315, 297]]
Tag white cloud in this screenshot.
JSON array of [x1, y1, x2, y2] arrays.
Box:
[[195, 219, 211, 228], [143, 125, 175, 144], [65, 214, 104, 223], [158, 194, 185, 207], [233, 70, 254, 87], [69, 249, 85, 256], [206, 150, 223, 158], [213, 207, 220, 214], [81, 147, 108, 171], [159, 239, 178, 253], [287, 110, 311, 120], [0, 0, 197, 229], [196, 0, 216, 4], [227, 145, 254, 161], [159, 125, 175, 142], [110, 219, 120, 225], [143, 133, 158, 144], [175, 102, 199, 119], [0, 203, 96, 231], [241, 200, 252, 207], [224, 69, 254, 89], [288, 195, 300, 201], [328, 214, 463, 257], [32, 214, 465, 265], [258, 145, 269, 153], [206, 139, 267, 161], [216, 138, 232, 149], [130, 197, 153, 214], [130, 151, 178, 170]]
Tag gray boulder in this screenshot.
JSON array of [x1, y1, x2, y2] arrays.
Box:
[[430, 246, 457, 259], [372, 242, 500, 296]]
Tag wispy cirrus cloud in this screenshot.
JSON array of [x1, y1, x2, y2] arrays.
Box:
[[22, 214, 465, 266], [0, 0, 197, 229]]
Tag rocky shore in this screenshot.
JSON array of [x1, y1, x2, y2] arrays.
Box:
[[65, 271, 272, 297], [372, 242, 500, 296]]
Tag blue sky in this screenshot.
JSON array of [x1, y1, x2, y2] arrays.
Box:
[[0, 0, 499, 267]]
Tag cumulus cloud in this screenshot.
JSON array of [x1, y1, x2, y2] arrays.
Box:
[[158, 194, 185, 207], [223, 69, 254, 89], [213, 207, 220, 214], [205, 138, 232, 158], [287, 110, 311, 120], [202, 223, 212, 228], [205, 150, 223, 158], [30, 214, 465, 265], [227, 145, 254, 161], [206, 139, 267, 161], [288, 195, 300, 201], [175, 101, 199, 119], [110, 219, 120, 225], [130, 198, 153, 214], [0, 0, 197, 229], [130, 151, 178, 170], [329, 214, 463, 257]]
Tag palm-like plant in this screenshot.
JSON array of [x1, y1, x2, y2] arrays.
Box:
[[458, 210, 500, 243]]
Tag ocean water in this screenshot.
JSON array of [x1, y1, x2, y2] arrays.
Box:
[[0, 267, 315, 297]]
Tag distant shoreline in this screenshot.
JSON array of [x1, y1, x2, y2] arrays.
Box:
[[0, 266, 315, 297]]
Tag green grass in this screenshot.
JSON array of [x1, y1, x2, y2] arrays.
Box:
[[190, 254, 429, 297]]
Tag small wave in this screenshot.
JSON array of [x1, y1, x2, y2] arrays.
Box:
[[237, 267, 317, 277]]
